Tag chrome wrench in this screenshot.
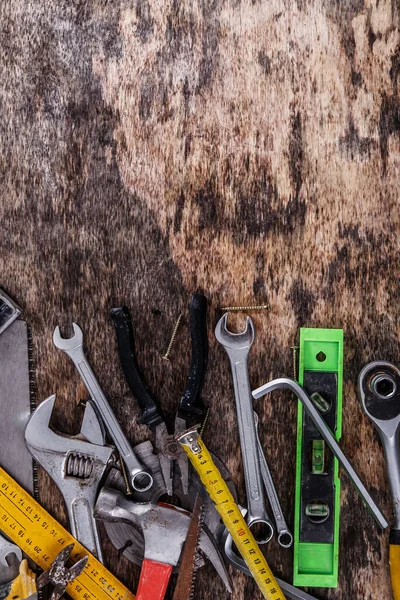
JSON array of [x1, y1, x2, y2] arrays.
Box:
[[0, 533, 22, 593], [53, 323, 153, 492], [358, 361, 400, 599], [215, 313, 273, 543], [25, 395, 115, 561], [254, 412, 293, 548]]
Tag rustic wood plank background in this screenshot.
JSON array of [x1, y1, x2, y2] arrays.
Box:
[[1, 0, 399, 598]]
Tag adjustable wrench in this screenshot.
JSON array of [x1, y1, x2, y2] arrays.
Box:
[[53, 323, 153, 493], [215, 313, 273, 544], [25, 395, 115, 561], [358, 361, 400, 599], [254, 412, 293, 548]]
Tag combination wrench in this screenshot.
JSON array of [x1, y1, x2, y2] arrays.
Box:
[[215, 313, 273, 544], [254, 412, 293, 548], [358, 361, 400, 599], [53, 323, 153, 493]]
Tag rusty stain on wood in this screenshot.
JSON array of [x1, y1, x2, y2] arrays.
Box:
[[0, 1, 399, 598]]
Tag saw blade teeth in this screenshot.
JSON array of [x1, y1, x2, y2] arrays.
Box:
[[172, 495, 204, 600]]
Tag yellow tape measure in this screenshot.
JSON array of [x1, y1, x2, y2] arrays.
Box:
[[178, 428, 286, 600], [0, 467, 135, 600]]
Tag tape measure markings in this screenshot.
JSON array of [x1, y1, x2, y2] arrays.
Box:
[[178, 430, 286, 600], [0, 467, 135, 600]]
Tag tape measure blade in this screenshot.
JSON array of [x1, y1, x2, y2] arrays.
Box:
[[0, 467, 135, 600], [179, 433, 286, 600]]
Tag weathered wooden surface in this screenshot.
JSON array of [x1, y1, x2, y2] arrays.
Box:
[[1, 0, 399, 598]]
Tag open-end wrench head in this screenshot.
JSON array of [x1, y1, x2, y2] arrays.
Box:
[[0, 534, 22, 567], [214, 313, 255, 349], [25, 395, 112, 460], [25, 395, 61, 451], [53, 323, 83, 351]]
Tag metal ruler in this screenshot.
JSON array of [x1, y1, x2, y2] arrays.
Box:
[[178, 428, 286, 600], [0, 467, 135, 600]]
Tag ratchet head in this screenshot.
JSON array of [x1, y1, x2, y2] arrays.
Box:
[[53, 323, 83, 350], [358, 362, 400, 433], [214, 313, 255, 349]]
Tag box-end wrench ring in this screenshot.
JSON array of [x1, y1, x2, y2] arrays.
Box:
[[215, 314, 273, 544], [53, 323, 153, 493], [358, 361, 400, 600], [222, 509, 319, 600], [358, 362, 400, 529], [254, 412, 293, 548]]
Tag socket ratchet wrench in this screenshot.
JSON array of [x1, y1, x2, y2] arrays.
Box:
[[358, 361, 400, 599], [53, 323, 153, 492], [254, 412, 293, 548], [215, 313, 273, 544]]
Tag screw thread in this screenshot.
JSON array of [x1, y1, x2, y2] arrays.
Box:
[[221, 305, 268, 312], [163, 313, 183, 360]]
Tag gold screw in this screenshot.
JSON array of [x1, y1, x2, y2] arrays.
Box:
[[291, 346, 299, 380], [220, 304, 268, 312], [163, 313, 183, 360], [200, 406, 211, 436], [119, 455, 131, 495]]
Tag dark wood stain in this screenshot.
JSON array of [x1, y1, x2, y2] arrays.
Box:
[[1, 1, 399, 598]]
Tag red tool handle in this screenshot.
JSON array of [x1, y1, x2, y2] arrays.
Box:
[[136, 559, 173, 600]]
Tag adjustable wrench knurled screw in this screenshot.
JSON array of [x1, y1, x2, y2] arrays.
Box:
[[53, 323, 153, 492], [25, 395, 115, 562], [215, 313, 273, 544]]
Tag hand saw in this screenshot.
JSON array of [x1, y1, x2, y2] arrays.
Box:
[[0, 290, 35, 597], [172, 496, 203, 600]]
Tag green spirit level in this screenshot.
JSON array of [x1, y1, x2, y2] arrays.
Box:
[[294, 328, 343, 588]]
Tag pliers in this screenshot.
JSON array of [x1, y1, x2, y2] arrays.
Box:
[[36, 544, 87, 600], [111, 293, 208, 496]]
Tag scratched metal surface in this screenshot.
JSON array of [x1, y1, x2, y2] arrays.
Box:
[[1, 1, 399, 598]]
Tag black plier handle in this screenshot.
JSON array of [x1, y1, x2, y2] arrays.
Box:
[[178, 293, 208, 422], [110, 293, 208, 430], [110, 306, 164, 431]]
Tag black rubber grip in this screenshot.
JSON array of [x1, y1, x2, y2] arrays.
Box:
[[390, 529, 400, 545], [110, 306, 164, 430], [178, 293, 208, 419]]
